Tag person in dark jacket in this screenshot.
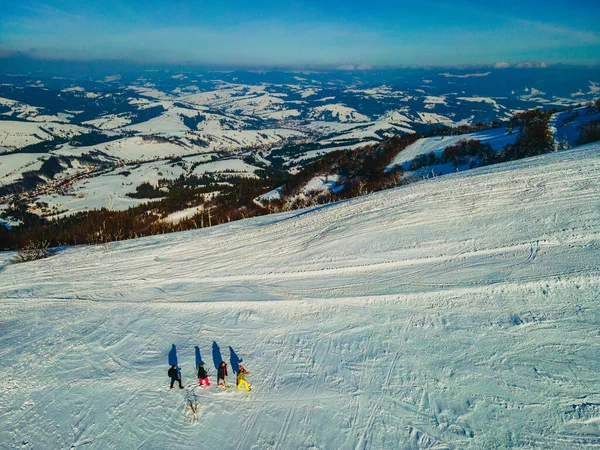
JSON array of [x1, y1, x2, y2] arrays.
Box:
[[197, 364, 210, 386], [168, 365, 183, 389], [217, 361, 229, 387]]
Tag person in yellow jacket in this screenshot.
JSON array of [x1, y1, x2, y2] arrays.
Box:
[[236, 365, 251, 391]]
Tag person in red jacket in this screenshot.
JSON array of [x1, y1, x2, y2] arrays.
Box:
[[197, 364, 210, 386]]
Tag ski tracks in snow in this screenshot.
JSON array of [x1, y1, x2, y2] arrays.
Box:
[[1, 145, 600, 448]]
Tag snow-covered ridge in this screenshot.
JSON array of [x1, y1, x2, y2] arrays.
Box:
[[310, 104, 371, 122], [1, 144, 599, 448]]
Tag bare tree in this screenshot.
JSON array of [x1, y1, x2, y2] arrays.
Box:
[[14, 239, 50, 263]]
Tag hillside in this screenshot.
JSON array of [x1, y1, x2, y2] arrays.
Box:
[[1, 69, 598, 221], [1, 143, 599, 449]]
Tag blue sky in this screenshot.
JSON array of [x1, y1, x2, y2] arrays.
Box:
[[1, 0, 599, 67]]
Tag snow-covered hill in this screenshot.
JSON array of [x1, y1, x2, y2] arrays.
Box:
[[1, 143, 599, 449], [550, 105, 600, 147], [387, 127, 517, 170]]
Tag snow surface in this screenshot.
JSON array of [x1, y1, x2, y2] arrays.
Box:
[[0, 121, 91, 150], [54, 136, 203, 162], [457, 97, 503, 110], [424, 96, 448, 108], [301, 174, 344, 195], [416, 112, 453, 125], [1, 144, 600, 448], [189, 159, 260, 178], [256, 186, 283, 203], [36, 156, 260, 217], [0, 153, 46, 186], [83, 114, 132, 130], [387, 127, 518, 170], [162, 205, 205, 224], [35, 159, 187, 216], [311, 104, 370, 123], [549, 106, 600, 147], [317, 120, 412, 144]]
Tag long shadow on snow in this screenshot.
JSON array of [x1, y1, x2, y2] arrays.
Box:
[[195, 346, 205, 370], [212, 341, 223, 371], [168, 344, 178, 366], [168, 344, 181, 378], [229, 346, 243, 374]]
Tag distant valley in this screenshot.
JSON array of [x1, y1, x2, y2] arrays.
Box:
[[1, 66, 599, 245]]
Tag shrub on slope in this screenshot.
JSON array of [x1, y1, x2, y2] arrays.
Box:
[[577, 120, 600, 146]]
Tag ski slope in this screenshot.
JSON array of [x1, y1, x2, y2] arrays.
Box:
[[1, 144, 600, 449]]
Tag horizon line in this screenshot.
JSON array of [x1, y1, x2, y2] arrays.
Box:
[[1, 52, 599, 74]]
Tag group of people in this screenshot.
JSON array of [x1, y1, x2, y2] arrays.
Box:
[[168, 362, 251, 391]]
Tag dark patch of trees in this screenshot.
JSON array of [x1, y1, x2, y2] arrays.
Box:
[[126, 182, 166, 199], [423, 121, 503, 138], [39, 156, 71, 179], [125, 106, 166, 127], [577, 120, 600, 146], [0, 172, 46, 197], [499, 110, 554, 161], [279, 134, 419, 200], [180, 113, 206, 130], [10, 137, 68, 154], [7, 131, 125, 155], [441, 140, 495, 166], [68, 131, 125, 147]]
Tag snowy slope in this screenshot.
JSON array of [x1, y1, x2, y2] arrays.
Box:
[[54, 136, 201, 162], [1, 144, 600, 449], [0, 153, 46, 186], [0, 121, 92, 150], [549, 106, 600, 147], [387, 127, 518, 170], [290, 140, 379, 164], [310, 104, 371, 122]]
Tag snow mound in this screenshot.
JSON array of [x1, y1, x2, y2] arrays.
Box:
[[1, 144, 600, 449]]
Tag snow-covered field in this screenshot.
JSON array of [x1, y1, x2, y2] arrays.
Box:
[[0, 121, 91, 150], [1, 143, 600, 449], [36, 156, 260, 217], [54, 136, 202, 162]]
